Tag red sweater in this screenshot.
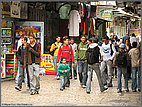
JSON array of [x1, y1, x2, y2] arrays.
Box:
[[57, 44, 74, 63]]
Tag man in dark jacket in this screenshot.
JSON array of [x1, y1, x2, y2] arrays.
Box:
[[24, 35, 40, 95], [15, 37, 30, 91]]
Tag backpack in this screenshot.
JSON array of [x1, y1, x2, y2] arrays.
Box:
[[110, 44, 113, 56], [49, 43, 56, 56], [86, 46, 100, 65], [116, 51, 127, 67]]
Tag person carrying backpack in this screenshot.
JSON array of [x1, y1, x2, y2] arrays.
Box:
[[86, 38, 108, 93], [57, 37, 74, 87], [113, 43, 129, 93], [100, 36, 116, 87], [50, 36, 62, 80]]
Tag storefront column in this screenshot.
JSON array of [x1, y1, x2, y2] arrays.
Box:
[[119, 23, 121, 38]]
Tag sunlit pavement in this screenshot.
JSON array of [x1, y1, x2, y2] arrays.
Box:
[[1, 73, 141, 106]]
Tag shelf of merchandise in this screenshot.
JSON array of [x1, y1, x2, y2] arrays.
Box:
[[2, 43, 12, 45]]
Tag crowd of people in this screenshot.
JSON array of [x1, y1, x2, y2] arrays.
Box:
[[14, 32, 141, 95]]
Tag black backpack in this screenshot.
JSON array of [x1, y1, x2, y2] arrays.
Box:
[[116, 51, 127, 67], [86, 46, 100, 65]]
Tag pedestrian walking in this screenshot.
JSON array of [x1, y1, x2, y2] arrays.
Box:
[[50, 36, 62, 80], [14, 35, 24, 84], [58, 57, 70, 91], [86, 38, 108, 93], [24, 35, 41, 95], [100, 36, 116, 87], [113, 43, 129, 93], [57, 37, 74, 87], [125, 39, 132, 80], [75, 35, 88, 88], [128, 42, 141, 92], [15, 37, 30, 91], [70, 38, 77, 79]]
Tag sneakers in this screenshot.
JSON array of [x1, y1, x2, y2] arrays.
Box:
[[138, 88, 141, 92], [35, 90, 39, 94], [82, 85, 86, 88], [15, 86, 21, 91], [107, 83, 113, 87], [60, 89, 63, 91], [30, 91, 35, 95], [57, 76, 60, 80], [124, 89, 129, 92], [117, 89, 122, 93], [132, 90, 137, 92], [86, 91, 90, 94], [74, 76, 77, 80]]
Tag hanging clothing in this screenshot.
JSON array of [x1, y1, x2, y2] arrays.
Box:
[[68, 10, 81, 37], [90, 18, 95, 35]]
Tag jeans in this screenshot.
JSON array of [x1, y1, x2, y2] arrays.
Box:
[[60, 76, 68, 89], [78, 60, 88, 85], [15, 60, 20, 82], [132, 67, 141, 91], [53, 56, 59, 76], [28, 63, 40, 92], [86, 63, 105, 92], [100, 60, 113, 86], [18, 64, 30, 88], [66, 61, 72, 86], [117, 67, 128, 90], [88, 66, 93, 80], [72, 62, 77, 78]]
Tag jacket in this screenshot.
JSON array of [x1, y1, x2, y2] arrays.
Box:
[[17, 45, 25, 65], [24, 43, 40, 67], [57, 44, 74, 63], [128, 48, 140, 67], [75, 42, 88, 61], [58, 63, 70, 77]]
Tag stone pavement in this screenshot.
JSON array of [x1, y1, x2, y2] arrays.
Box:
[[1, 73, 141, 106]]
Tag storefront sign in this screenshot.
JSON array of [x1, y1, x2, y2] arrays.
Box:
[[40, 54, 55, 75], [97, 6, 113, 21], [91, 1, 116, 6], [1, 2, 11, 16], [11, 1, 27, 19]]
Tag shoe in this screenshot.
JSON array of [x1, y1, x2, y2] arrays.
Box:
[[86, 91, 90, 94], [74, 76, 77, 80], [30, 91, 35, 95], [15, 86, 21, 91], [70, 77, 72, 79], [57, 76, 60, 80], [132, 90, 137, 92], [138, 89, 141, 92], [103, 83, 107, 86], [35, 90, 39, 94], [82, 85, 86, 88], [66, 84, 70, 87], [104, 87, 108, 91], [107, 84, 113, 87], [117, 89, 122, 93], [124, 89, 129, 92], [60, 89, 63, 91], [63, 86, 65, 89]]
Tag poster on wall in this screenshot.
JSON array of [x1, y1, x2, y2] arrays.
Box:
[[40, 54, 55, 75], [1, 2, 11, 16], [11, 1, 20, 18]]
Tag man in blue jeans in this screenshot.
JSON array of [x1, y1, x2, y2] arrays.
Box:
[[75, 35, 88, 88], [100, 36, 116, 87], [129, 42, 141, 92], [113, 43, 129, 93]]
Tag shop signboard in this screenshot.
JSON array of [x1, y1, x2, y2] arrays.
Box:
[[91, 1, 116, 6], [40, 54, 55, 75], [1, 2, 11, 16], [11, 1, 27, 19], [97, 6, 113, 21]]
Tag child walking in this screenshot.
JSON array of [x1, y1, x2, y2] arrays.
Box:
[[58, 57, 70, 91]]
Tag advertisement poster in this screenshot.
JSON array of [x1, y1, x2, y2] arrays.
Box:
[[40, 54, 55, 75]]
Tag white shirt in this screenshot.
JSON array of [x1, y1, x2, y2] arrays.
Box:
[[68, 10, 81, 37], [101, 43, 116, 61], [70, 43, 77, 56]]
